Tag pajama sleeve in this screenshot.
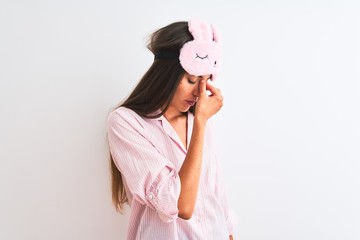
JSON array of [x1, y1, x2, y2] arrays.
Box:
[[107, 109, 181, 223]]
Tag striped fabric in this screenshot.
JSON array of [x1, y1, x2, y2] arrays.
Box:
[[107, 107, 234, 240]]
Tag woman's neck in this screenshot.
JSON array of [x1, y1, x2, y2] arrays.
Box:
[[163, 107, 187, 123], [163, 107, 188, 150]]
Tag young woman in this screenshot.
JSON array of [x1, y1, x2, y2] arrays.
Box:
[[107, 20, 234, 239]]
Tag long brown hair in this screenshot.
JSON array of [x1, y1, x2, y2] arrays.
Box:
[[110, 21, 193, 212]]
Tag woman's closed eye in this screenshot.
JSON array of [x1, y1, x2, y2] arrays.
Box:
[[187, 79, 196, 84]]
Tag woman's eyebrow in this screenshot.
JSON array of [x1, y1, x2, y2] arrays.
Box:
[[196, 76, 211, 81]]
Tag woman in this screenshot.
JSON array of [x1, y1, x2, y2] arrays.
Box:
[[107, 20, 234, 239]]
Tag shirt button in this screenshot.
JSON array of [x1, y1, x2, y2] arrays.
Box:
[[197, 218, 201, 222], [147, 193, 154, 200]]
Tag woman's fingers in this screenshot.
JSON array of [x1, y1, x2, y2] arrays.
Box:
[[205, 81, 221, 96], [195, 79, 224, 121], [205, 81, 223, 103]]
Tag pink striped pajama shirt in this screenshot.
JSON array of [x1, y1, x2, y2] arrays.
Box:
[[107, 107, 234, 239]]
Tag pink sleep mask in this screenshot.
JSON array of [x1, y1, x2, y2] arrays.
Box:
[[179, 19, 222, 81]]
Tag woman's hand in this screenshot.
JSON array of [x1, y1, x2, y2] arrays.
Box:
[[195, 80, 223, 122], [229, 234, 234, 240]]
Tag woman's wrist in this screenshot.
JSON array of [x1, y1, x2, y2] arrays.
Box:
[[194, 115, 208, 126]]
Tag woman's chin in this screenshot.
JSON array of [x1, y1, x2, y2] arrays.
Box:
[[182, 106, 191, 112]]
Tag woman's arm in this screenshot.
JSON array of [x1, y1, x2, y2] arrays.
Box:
[[177, 80, 223, 219], [177, 114, 205, 219]]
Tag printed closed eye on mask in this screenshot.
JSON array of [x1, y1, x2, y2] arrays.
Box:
[[179, 19, 222, 81]]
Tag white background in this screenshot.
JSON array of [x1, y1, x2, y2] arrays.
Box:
[[1, 0, 359, 239]]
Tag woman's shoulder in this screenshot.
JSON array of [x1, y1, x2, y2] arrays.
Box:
[[108, 107, 150, 130], [113, 106, 154, 118], [108, 107, 140, 125], [110, 106, 137, 118]]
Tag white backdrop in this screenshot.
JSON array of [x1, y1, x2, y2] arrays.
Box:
[[1, 0, 359, 239]]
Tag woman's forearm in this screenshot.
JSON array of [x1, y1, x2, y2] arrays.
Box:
[[177, 117, 206, 219]]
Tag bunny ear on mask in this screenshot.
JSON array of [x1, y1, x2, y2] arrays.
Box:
[[179, 19, 222, 81]]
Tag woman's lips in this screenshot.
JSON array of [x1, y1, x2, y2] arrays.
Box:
[[186, 100, 195, 106]]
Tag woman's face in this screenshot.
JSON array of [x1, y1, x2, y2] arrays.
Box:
[[167, 73, 211, 114]]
